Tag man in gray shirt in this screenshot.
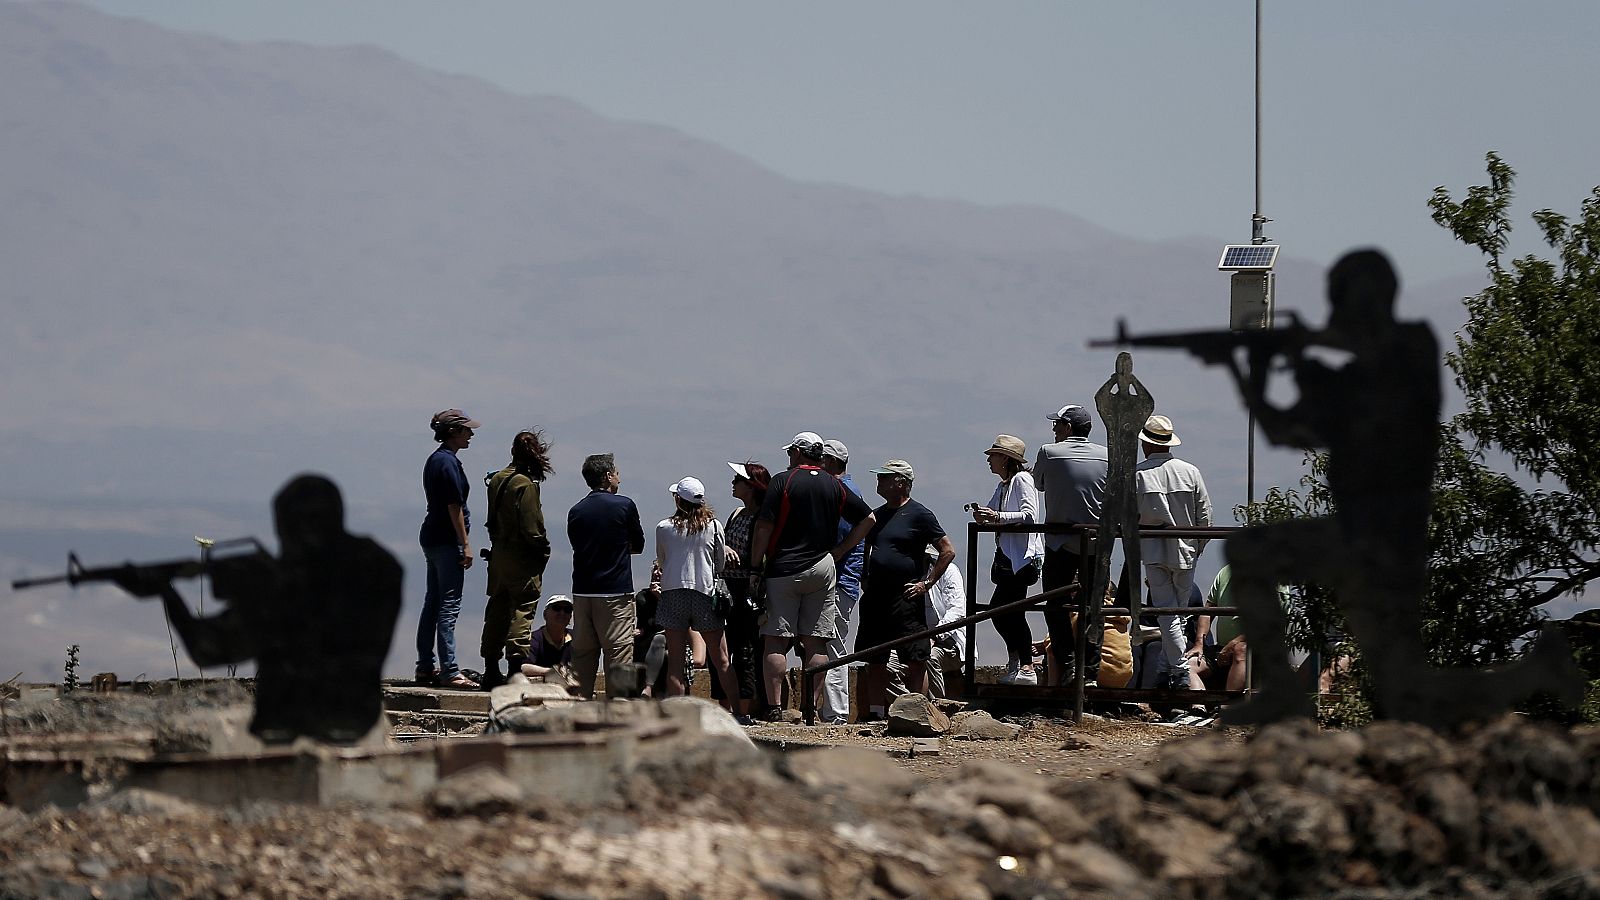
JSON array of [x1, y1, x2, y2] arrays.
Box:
[[1034, 404, 1108, 684]]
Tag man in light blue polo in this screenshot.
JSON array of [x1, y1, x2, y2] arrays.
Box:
[[819, 438, 865, 723], [1034, 404, 1108, 685]]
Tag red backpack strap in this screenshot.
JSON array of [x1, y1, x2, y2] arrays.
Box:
[[767, 470, 796, 558]]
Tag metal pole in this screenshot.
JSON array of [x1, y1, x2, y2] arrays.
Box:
[[1247, 0, 1262, 510], [1248, 413, 1256, 508], [1071, 529, 1091, 723], [964, 521, 978, 694], [1254, 0, 1262, 241], [1248, 0, 1263, 694]]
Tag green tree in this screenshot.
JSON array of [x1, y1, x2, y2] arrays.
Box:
[[1427, 154, 1600, 658]]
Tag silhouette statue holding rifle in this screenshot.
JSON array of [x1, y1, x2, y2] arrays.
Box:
[[18, 475, 402, 744], [1096, 249, 1579, 727]]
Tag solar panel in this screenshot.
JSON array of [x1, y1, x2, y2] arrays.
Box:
[[1217, 244, 1279, 271]]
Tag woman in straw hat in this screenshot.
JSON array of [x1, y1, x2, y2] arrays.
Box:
[[971, 435, 1045, 685]]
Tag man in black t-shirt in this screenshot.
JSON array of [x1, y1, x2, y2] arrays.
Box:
[[750, 431, 875, 721], [856, 460, 955, 716]]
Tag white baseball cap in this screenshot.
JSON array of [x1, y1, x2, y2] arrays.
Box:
[[820, 439, 849, 462], [669, 476, 707, 505], [782, 431, 823, 454]]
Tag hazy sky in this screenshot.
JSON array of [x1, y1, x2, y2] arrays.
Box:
[[77, 0, 1600, 285]]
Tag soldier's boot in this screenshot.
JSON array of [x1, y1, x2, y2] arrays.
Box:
[[480, 657, 506, 691]]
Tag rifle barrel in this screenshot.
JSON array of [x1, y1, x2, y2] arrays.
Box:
[[10, 573, 72, 591]]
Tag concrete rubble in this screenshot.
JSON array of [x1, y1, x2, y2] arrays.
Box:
[[5, 682, 1600, 897], [948, 711, 1023, 741]]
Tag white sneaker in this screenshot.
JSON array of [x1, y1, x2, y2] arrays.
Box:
[[1011, 667, 1038, 686], [996, 659, 1020, 685]]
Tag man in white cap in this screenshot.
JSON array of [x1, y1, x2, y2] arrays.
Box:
[[818, 438, 865, 723], [1134, 415, 1212, 690], [750, 432, 875, 721], [1034, 404, 1108, 685]]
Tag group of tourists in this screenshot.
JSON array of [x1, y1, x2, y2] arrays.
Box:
[[411, 398, 1215, 723]]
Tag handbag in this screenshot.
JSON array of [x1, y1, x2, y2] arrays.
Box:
[[711, 577, 734, 616], [991, 549, 1040, 587], [709, 517, 744, 616]]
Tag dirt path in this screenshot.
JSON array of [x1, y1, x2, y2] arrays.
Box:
[[748, 714, 1234, 781]]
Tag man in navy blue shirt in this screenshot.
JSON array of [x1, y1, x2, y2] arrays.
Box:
[[416, 408, 480, 690], [566, 453, 645, 699]]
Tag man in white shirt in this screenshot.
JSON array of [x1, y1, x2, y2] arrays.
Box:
[[1135, 415, 1212, 691]]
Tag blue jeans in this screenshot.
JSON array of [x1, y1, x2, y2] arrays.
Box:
[[417, 544, 465, 679]]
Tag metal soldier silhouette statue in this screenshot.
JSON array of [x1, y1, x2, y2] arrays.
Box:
[[111, 475, 402, 744], [1100, 249, 1580, 727]]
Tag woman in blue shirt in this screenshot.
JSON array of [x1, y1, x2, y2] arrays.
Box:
[[416, 408, 481, 689]]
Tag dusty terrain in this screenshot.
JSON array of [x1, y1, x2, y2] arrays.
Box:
[[4, 687, 1600, 899], [746, 713, 1229, 782]]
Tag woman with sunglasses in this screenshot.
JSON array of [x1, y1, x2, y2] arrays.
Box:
[[718, 461, 771, 720]]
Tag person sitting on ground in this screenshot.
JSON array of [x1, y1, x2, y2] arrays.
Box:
[[633, 578, 668, 698], [1187, 564, 1300, 693], [519, 594, 574, 680], [1034, 587, 1136, 689]]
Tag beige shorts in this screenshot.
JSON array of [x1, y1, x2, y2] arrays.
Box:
[[761, 555, 839, 639]]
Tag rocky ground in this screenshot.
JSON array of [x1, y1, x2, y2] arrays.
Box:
[[4, 688, 1600, 898]]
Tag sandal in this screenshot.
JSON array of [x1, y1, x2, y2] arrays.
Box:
[[414, 667, 440, 687], [445, 673, 480, 690]]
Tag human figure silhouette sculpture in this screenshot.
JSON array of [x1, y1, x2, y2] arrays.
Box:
[[1085, 353, 1154, 646], [115, 475, 402, 744], [1219, 249, 1579, 726]]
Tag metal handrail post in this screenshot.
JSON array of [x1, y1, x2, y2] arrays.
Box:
[[964, 521, 978, 696], [1071, 527, 1092, 723]]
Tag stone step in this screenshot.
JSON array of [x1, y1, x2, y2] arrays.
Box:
[[382, 685, 490, 714]]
